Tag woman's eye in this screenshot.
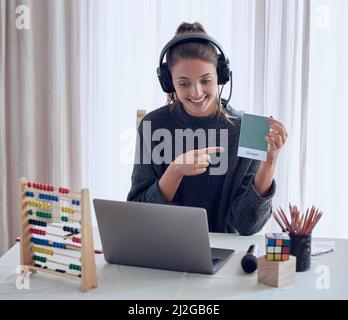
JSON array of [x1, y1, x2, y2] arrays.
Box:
[[178, 80, 211, 87]]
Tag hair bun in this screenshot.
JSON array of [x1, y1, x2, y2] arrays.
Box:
[[175, 22, 207, 35]]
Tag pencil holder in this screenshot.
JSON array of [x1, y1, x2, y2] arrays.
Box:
[[289, 233, 311, 272]]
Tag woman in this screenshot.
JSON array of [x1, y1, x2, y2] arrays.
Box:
[[127, 22, 287, 235]]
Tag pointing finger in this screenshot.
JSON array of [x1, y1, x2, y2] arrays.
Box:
[[198, 146, 225, 155]]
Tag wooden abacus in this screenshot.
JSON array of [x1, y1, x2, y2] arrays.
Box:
[[19, 177, 97, 292]]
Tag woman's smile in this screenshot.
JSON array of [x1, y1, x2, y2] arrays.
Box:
[[171, 59, 218, 117]]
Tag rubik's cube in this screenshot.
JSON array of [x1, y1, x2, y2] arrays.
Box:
[[265, 233, 290, 261]]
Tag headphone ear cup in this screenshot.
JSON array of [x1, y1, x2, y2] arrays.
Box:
[[157, 63, 175, 93], [217, 55, 231, 85]]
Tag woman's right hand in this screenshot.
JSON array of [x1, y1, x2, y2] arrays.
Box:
[[170, 147, 225, 177]]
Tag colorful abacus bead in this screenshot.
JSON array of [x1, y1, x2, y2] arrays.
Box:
[[28, 200, 52, 210], [30, 228, 46, 236], [59, 187, 70, 194], [36, 211, 52, 219], [63, 226, 79, 234], [30, 182, 54, 192], [52, 242, 66, 249], [32, 255, 47, 263], [28, 219, 47, 227], [61, 206, 75, 214], [55, 269, 66, 273], [69, 264, 81, 271], [31, 237, 50, 246], [265, 233, 290, 261], [72, 236, 81, 243], [32, 246, 54, 256], [39, 193, 59, 201]]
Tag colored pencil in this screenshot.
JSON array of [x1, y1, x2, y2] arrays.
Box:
[[272, 203, 323, 235], [272, 211, 286, 231]]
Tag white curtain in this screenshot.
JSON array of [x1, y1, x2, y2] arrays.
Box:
[[80, 0, 162, 226], [0, 0, 82, 255], [304, 0, 348, 238], [0, 0, 7, 255], [81, 0, 314, 233], [2, 0, 347, 256]]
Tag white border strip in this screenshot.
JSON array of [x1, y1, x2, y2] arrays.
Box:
[[237, 147, 267, 161]]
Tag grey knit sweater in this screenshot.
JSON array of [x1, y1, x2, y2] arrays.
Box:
[[127, 101, 275, 235]]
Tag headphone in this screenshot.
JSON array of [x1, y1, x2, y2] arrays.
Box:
[[157, 33, 232, 94]]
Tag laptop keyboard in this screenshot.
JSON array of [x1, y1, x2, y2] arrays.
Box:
[[212, 257, 220, 265]]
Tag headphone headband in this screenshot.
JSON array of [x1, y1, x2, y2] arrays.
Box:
[[157, 33, 231, 93], [159, 33, 227, 66]]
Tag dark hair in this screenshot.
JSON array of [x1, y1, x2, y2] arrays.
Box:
[[166, 22, 218, 73], [166, 22, 233, 124]]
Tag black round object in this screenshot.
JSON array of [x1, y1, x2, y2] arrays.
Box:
[[241, 254, 258, 273]]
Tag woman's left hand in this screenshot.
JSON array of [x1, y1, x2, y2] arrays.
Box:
[[265, 117, 288, 163]]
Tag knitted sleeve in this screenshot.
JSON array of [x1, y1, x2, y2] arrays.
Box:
[[127, 118, 169, 204], [227, 160, 276, 235]]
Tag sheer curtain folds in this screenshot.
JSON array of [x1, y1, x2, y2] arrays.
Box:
[[81, 0, 313, 234], [0, 0, 82, 255], [1, 1, 347, 256]]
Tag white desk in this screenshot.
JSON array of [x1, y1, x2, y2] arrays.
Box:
[[0, 231, 347, 300]]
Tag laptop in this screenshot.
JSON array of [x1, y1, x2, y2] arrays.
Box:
[[93, 199, 234, 274]]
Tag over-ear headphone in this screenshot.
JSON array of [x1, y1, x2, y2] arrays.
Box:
[[157, 33, 231, 93]]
